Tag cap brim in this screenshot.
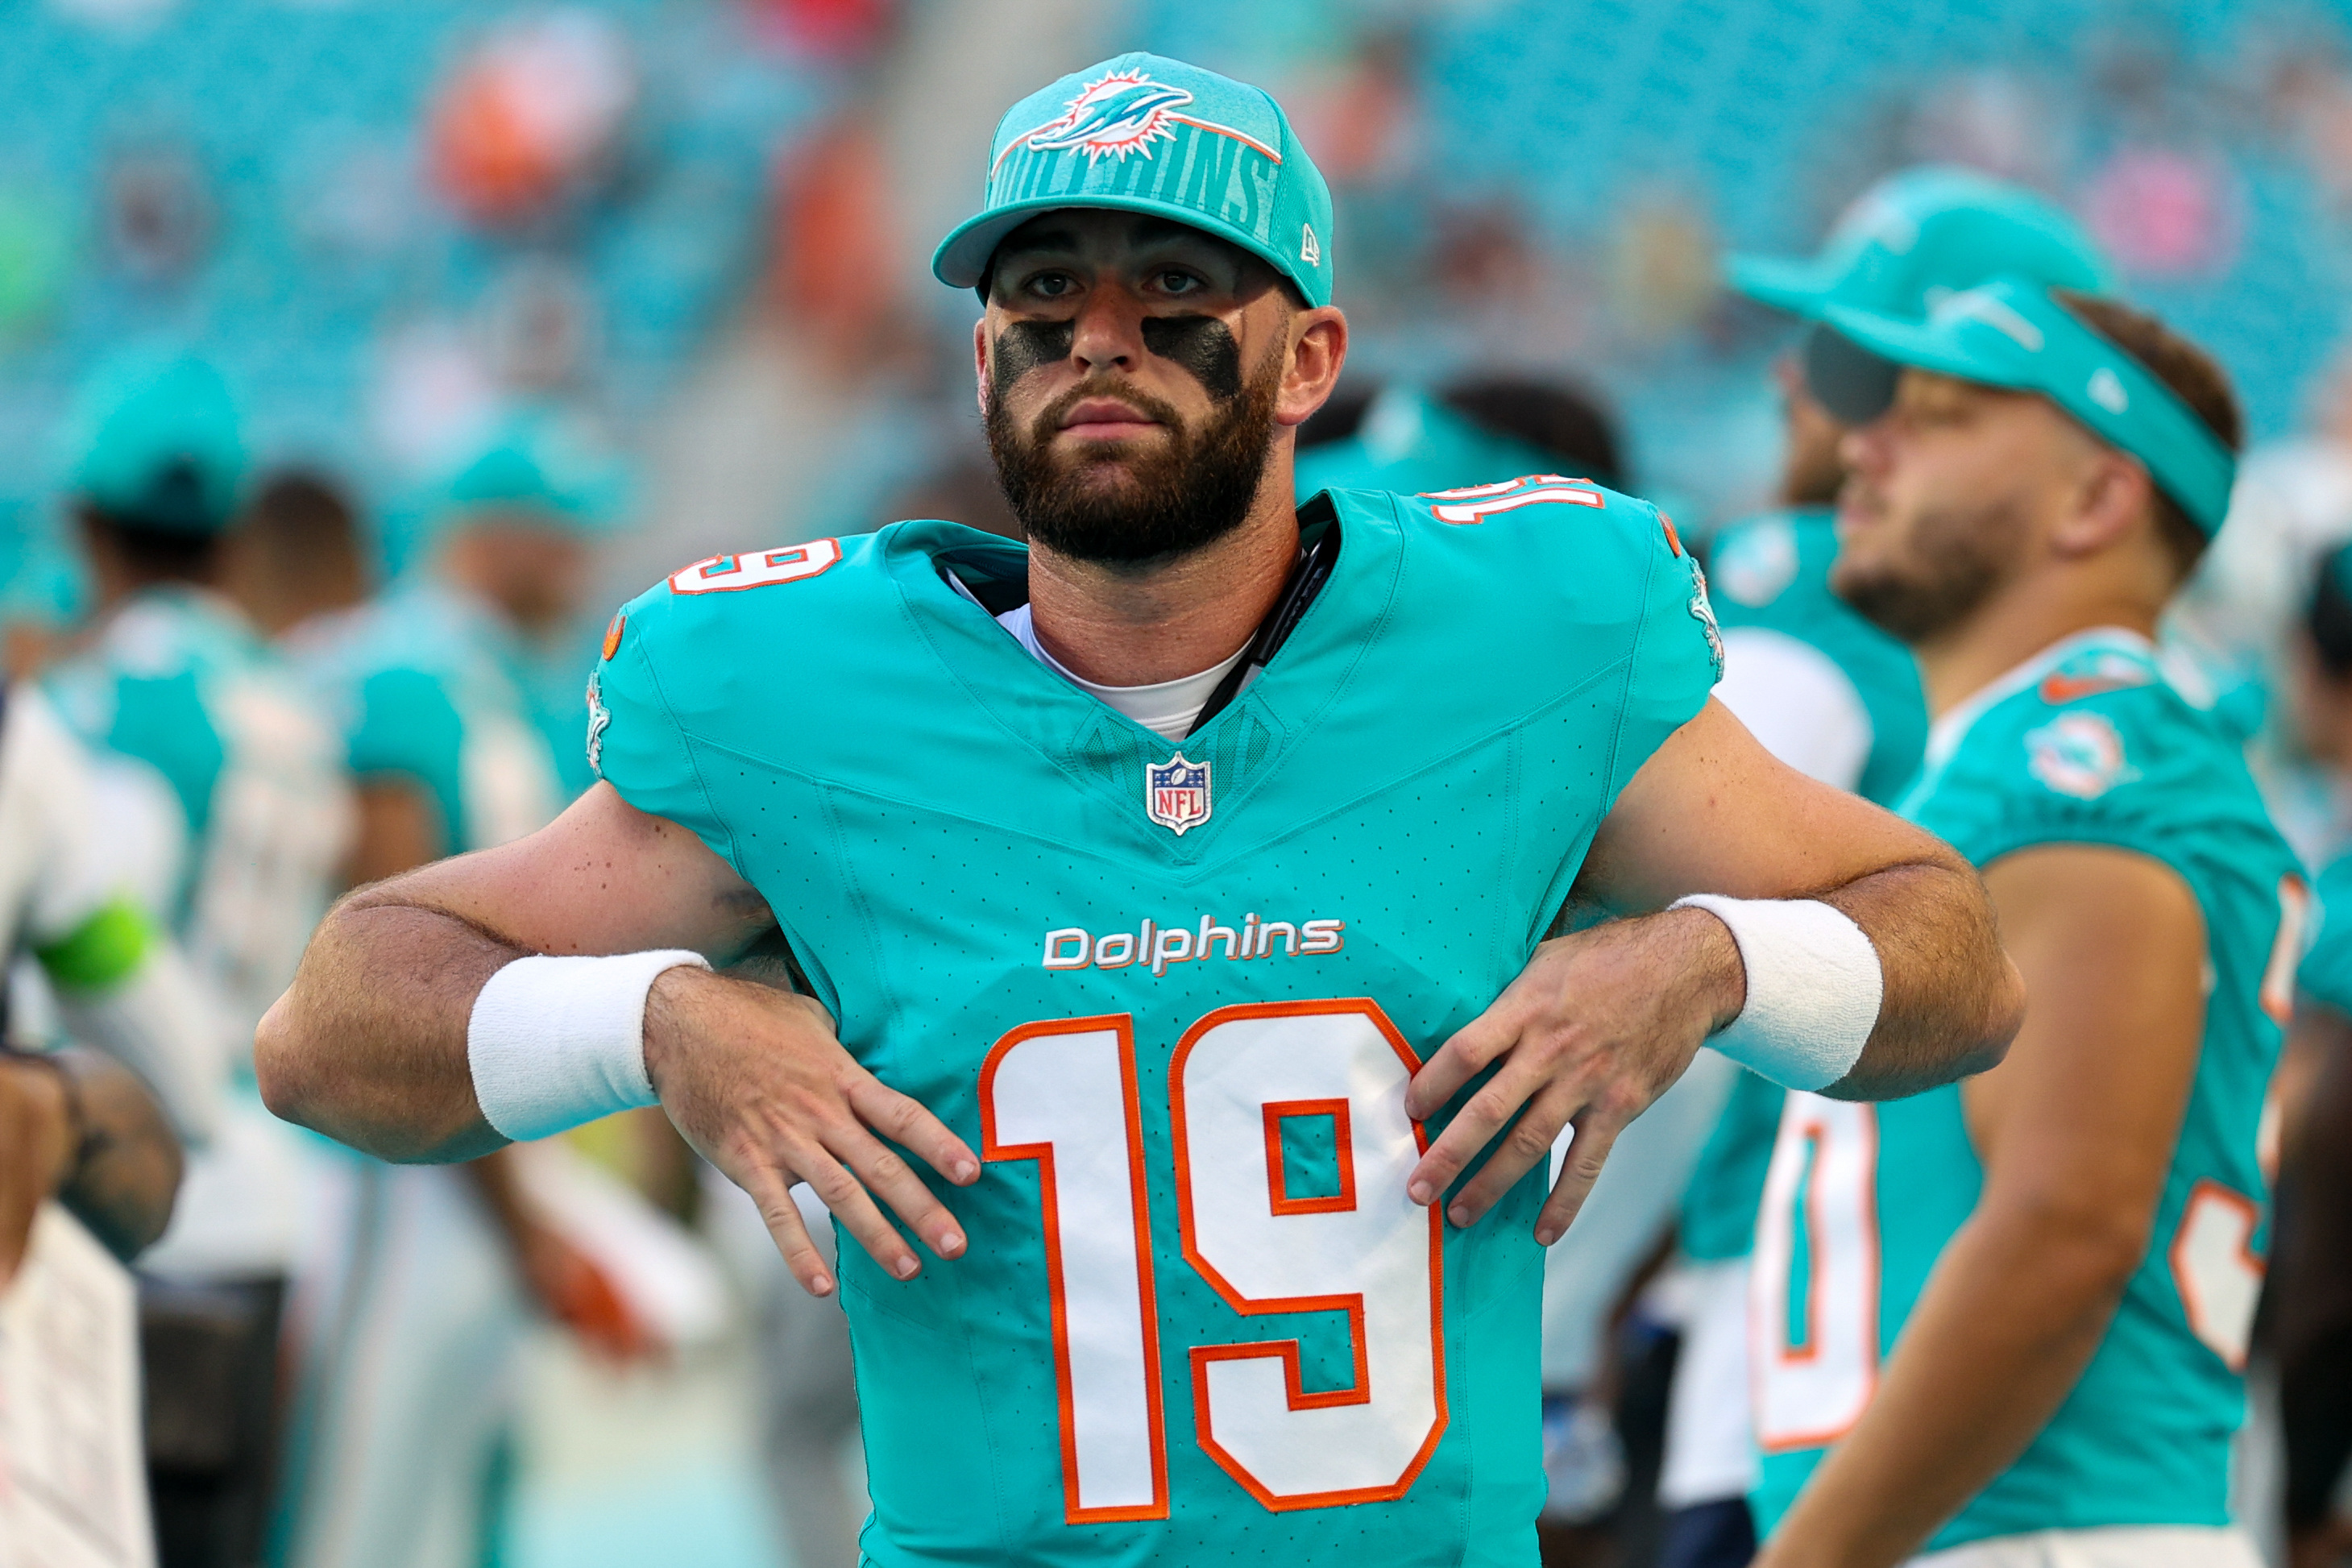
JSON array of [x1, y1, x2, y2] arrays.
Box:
[[1801, 322, 1900, 425], [1723, 253, 1840, 317], [1819, 302, 2039, 390], [933, 193, 1311, 301]]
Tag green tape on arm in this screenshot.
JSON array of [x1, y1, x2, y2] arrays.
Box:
[[35, 898, 156, 992]]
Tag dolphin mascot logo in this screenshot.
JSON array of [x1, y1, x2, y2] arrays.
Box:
[[1017, 69, 1196, 163]]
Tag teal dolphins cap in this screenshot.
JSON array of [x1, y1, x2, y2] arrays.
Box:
[[932, 52, 1335, 308], [1727, 165, 2111, 321], [68, 354, 247, 535], [440, 412, 628, 534], [1820, 277, 2236, 537], [1294, 387, 1562, 501]]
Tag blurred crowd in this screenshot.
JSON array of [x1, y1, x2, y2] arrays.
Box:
[[16, 3, 2352, 1568]]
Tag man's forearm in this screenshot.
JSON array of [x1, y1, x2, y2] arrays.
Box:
[[255, 893, 521, 1164], [1758, 1201, 2134, 1568], [55, 1047, 188, 1262], [1824, 861, 2022, 1099]]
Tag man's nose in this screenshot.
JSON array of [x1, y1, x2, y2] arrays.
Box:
[[1840, 418, 1889, 479], [1068, 284, 1147, 373]]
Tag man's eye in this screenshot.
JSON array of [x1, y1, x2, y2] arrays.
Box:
[[1027, 273, 1076, 298], [1157, 271, 1201, 293]]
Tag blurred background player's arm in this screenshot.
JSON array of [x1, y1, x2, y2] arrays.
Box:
[[4, 684, 227, 1143], [0, 1044, 185, 1281], [1754, 844, 2206, 1568]]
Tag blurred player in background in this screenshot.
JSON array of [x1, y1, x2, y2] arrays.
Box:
[[255, 426, 647, 1568], [0, 1043, 184, 1280], [0, 656, 230, 1264], [226, 471, 371, 644], [40, 352, 352, 1565], [258, 54, 2023, 1568], [2271, 545, 2352, 1566], [1293, 375, 1624, 497], [1657, 170, 2109, 1568], [1748, 283, 2284, 1567]]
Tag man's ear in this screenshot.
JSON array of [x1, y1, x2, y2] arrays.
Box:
[[973, 317, 991, 419], [1275, 306, 1348, 429], [2051, 446, 2154, 560]]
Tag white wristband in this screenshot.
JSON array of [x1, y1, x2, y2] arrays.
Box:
[[1671, 895, 1882, 1091], [467, 950, 711, 1142]]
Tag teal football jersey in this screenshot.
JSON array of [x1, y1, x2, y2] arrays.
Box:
[[296, 581, 564, 858], [2297, 850, 2352, 1018], [591, 480, 1719, 1566], [1749, 629, 2303, 1549], [1678, 510, 1927, 1265], [44, 586, 348, 1027]]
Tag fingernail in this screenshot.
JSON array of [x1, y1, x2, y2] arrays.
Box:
[[811, 1273, 833, 1295], [952, 1160, 978, 1183], [1408, 1181, 1432, 1205], [1449, 1203, 1471, 1226], [895, 1255, 919, 1280], [940, 1231, 965, 1256], [1536, 1226, 1559, 1247]]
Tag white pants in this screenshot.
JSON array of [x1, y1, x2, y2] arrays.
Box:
[[276, 1159, 526, 1568], [1910, 1525, 2263, 1567], [1657, 1256, 1756, 1508], [1541, 1050, 1736, 1388]]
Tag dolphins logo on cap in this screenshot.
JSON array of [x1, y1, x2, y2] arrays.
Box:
[[1017, 68, 1194, 164]]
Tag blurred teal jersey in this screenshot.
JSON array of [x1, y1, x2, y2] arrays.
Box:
[[2298, 850, 2352, 1017], [295, 582, 563, 858], [44, 585, 346, 1026], [1751, 629, 2302, 1549], [1678, 510, 1927, 1266], [590, 481, 1719, 1566]]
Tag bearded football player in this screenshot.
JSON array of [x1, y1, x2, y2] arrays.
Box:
[[259, 56, 2022, 1566], [1749, 282, 2290, 1568]]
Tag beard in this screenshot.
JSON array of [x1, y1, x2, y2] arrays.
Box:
[[1834, 493, 2024, 643], [985, 342, 1282, 569]]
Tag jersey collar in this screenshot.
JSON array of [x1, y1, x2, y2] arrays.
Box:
[[1920, 624, 2156, 773], [888, 504, 1391, 753]]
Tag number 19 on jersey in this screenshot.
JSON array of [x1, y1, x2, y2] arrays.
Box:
[[979, 999, 1448, 1520]]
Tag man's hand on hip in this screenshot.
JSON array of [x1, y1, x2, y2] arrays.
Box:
[[645, 968, 980, 1297], [1402, 906, 1741, 1242]]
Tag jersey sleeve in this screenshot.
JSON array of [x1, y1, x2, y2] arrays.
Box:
[[1606, 498, 1724, 802], [1912, 682, 2257, 901], [2300, 856, 2352, 1016], [346, 666, 467, 857], [587, 587, 743, 875]]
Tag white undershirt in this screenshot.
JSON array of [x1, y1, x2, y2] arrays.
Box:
[[1712, 626, 1875, 791], [995, 602, 1248, 742]]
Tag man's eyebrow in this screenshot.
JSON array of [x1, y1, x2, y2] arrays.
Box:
[[993, 226, 1081, 258]]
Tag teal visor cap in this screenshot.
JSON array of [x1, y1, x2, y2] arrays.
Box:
[[1727, 166, 2110, 321], [69, 354, 247, 536], [440, 413, 628, 534], [933, 52, 1335, 308], [1821, 278, 2236, 537]]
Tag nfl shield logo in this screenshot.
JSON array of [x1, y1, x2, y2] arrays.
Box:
[[1145, 753, 1213, 836]]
